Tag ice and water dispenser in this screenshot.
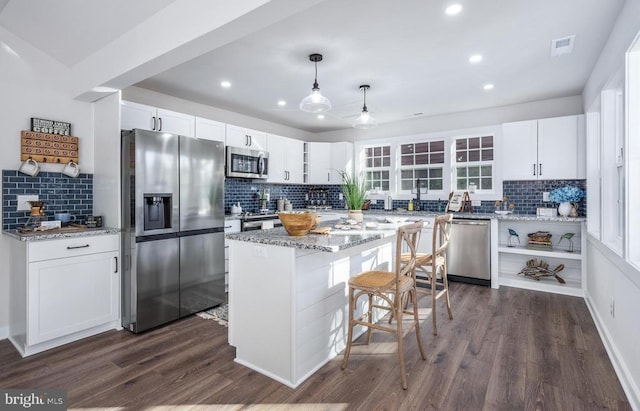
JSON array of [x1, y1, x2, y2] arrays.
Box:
[[143, 194, 172, 230]]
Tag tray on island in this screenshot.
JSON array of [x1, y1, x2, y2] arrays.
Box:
[[17, 224, 88, 235]]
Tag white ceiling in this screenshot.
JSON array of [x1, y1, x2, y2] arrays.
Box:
[[0, 0, 625, 133]]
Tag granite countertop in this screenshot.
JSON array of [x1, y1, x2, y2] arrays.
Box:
[[3, 227, 121, 242], [360, 209, 586, 223], [225, 223, 398, 252]]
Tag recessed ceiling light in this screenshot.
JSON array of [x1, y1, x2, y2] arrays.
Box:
[[220, 81, 231, 88], [469, 54, 483, 64], [277, 100, 286, 107], [445, 4, 463, 16], [317, 114, 325, 120], [483, 83, 494, 90]]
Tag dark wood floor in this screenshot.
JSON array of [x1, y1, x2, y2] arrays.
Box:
[[0, 283, 631, 410]]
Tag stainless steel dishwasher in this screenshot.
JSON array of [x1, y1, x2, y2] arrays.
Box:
[[446, 218, 491, 286]]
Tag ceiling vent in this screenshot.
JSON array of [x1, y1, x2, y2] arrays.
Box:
[[551, 35, 576, 56]]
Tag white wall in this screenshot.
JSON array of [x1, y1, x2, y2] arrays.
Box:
[[0, 26, 95, 337], [315, 95, 584, 142], [582, 0, 640, 408]]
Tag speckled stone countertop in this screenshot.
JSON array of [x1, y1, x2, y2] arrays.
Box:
[[358, 210, 586, 223], [226, 224, 398, 252], [3, 227, 121, 242]]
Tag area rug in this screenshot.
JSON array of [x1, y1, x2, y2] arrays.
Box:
[[196, 303, 228, 327]]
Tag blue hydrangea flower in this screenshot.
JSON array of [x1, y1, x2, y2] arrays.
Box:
[[549, 186, 585, 203]]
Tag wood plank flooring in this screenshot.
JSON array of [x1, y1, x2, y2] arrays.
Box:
[[0, 283, 631, 410]]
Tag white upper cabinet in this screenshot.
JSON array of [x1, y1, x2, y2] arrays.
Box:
[[267, 134, 304, 184], [502, 115, 582, 180], [121, 101, 195, 136], [195, 117, 225, 142], [226, 124, 267, 150], [307, 142, 331, 184], [330, 142, 354, 184]]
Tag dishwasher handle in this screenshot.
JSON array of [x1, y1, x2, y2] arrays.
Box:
[[452, 220, 490, 225]]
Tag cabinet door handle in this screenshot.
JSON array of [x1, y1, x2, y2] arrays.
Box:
[[67, 244, 90, 250], [539, 163, 542, 175], [532, 164, 536, 176], [249, 135, 253, 146], [245, 134, 249, 146], [152, 116, 157, 131], [113, 256, 118, 273], [158, 117, 163, 131], [224, 225, 232, 229], [327, 172, 330, 182]]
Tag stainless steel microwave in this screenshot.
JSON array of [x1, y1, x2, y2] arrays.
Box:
[[226, 146, 269, 179]]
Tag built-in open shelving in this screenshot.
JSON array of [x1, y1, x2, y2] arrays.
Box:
[[497, 244, 582, 260]]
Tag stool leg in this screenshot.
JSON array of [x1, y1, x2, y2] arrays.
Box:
[[366, 294, 373, 344], [395, 295, 408, 389], [341, 286, 355, 369], [411, 287, 426, 360], [431, 269, 438, 336], [442, 262, 453, 320]]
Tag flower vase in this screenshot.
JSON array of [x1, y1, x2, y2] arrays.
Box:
[[348, 209, 363, 222], [558, 202, 573, 217]]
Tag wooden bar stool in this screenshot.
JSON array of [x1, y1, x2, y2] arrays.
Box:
[[341, 220, 426, 389], [400, 214, 453, 335]]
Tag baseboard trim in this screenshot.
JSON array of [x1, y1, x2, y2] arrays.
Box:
[[585, 290, 640, 411]]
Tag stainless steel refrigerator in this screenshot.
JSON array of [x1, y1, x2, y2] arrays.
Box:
[[121, 129, 225, 333]]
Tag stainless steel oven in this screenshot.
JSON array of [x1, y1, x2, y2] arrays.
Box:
[[240, 213, 282, 231], [226, 146, 269, 179]]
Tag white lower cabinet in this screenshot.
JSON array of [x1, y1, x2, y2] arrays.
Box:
[[224, 219, 241, 292], [9, 234, 121, 357]]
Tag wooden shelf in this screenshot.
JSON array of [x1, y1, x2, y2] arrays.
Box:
[[497, 245, 582, 260], [499, 272, 583, 297]]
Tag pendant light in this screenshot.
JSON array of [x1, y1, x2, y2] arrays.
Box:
[[299, 53, 332, 113], [352, 84, 377, 129]]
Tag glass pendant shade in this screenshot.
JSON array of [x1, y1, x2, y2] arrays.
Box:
[[352, 84, 377, 129], [299, 87, 332, 113], [300, 53, 331, 113]]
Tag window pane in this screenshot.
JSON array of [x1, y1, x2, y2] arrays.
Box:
[[431, 141, 444, 152], [456, 139, 467, 150], [469, 150, 480, 162], [382, 157, 390, 167], [469, 178, 480, 188], [415, 142, 429, 153], [383, 146, 390, 156], [401, 170, 412, 179], [430, 180, 443, 190], [365, 148, 372, 157], [382, 171, 389, 179], [481, 165, 492, 176], [482, 136, 493, 147], [366, 159, 373, 167], [401, 144, 413, 155], [373, 171, 380, 180], [469, 137, 480, 149], [468, 166, 480, 177], [416, 169, 428, 179], [401, 156, 413, 166], [382, 181, 389, 190], [430, 152, 444, 164], [415, 154, 428, 164], [481, 178, 492, 190], [481, 149, 493, 161], [457, 179, 467, 190], [456, 151, 467, 162], [401, 180, 412, 190], [457, 167, 467, 177], [374, 147, 381, 156]]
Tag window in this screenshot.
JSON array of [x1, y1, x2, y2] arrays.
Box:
[[399, 141, 444, 192], [363, 145, 390, 190], [454, 136, 494, 191]]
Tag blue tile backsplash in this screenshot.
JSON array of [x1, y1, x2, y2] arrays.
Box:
[[225, 178, 586, 216], [2, 170, 93, 230]]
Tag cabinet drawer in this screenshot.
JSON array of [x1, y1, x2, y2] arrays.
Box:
[[28, 234, 119, 262]]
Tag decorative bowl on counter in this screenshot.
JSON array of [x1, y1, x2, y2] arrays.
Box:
[[278, 211, 318, 236]]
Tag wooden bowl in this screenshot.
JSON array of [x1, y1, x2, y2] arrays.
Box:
[[278, 212, 317, 236]]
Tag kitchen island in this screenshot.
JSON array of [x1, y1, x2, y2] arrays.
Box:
[[226, 223, 404, 388]]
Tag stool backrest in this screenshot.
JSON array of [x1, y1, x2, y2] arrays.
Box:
[[395, 220, 424, 285], [432, 214, 453, 259]]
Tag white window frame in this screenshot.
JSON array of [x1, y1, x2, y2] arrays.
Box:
[[452, 134, 496, 194], [626, 38, 640, 270], [398, 140, 446, 197], [360, 144, 392, 193]]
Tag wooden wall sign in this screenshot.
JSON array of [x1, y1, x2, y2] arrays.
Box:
[[21, 130, 79, 164], [445, 191, 473, 213], [31, 117, 71, 135]]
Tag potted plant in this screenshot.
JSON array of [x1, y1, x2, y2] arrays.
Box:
[[339, 171, 368, 222]]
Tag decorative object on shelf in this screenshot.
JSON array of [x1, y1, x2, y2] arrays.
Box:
[[352, 84, 378, 129], [24, 200, 46, 230], [549, 186, 585, 217], [558, 232, 575, 253], [502, 196, 508, 211], [518, 259, 565, 284], [339, 170, 367, 222], [507, 228, 520, 247], [299, 53, 331, 113], [446, 191, 473, 213], [18, 157, 40, 176], [30, 117, 71, 135], [21, 130, 79, 165], [527, 231, 553, 250]]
